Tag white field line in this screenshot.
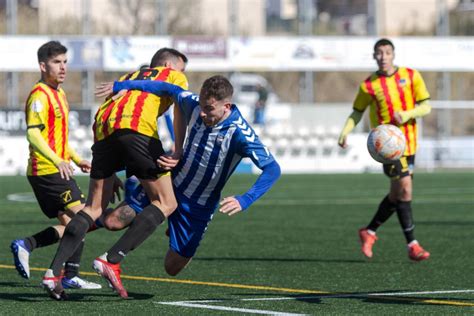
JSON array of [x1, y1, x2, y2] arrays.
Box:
[[158, 301, 307, 315], [226, 289, 474, 301], [156, 289, 474, 313]]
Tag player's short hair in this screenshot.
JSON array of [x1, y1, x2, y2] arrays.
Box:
[[37, 41, 67, 63], [374, 38, 394, 51], [150, 48, 188, 68], [200, 75, 234, 101]]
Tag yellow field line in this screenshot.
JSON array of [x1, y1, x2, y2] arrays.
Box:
[[1, 264, 473, 307]]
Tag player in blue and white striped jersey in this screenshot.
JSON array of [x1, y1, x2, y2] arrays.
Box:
[[97, 75, 280, 277]]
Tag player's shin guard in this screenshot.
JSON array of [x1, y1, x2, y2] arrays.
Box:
[[396, 200, 415, 243], [65, 240, 84, 279], [106, 204, 165, 264], [367, 195, 397, 231], [25, 226, 60, 251], [50, 211, 94, 276]]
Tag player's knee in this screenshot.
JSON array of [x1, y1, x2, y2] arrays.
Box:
[[65, 211, 94, 236], [53, 225, 66, 238], [164, 260, 187, 276], [164, 264, 182, 276], [85, 207, 103, 222], [164, 251, 191, 276], [153, 200, 177, 217], [103, 216, 123, 231], [104, 207, 136, 231], [164, 200, 178, 216], [399, 188, 412, 201]]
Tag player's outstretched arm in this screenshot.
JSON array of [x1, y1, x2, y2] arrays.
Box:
[[112, 80, 185, 100], [220, 160, 281, 216], [338, 110, 363, 148]]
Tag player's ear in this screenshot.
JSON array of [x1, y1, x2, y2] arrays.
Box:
[[224, 99, 232, 109], [39, 61, 46, 73]]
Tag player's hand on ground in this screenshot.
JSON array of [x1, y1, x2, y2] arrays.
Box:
[[77, 159, 91, 173], [110, 174, 124, 203], [57, 161, 74, 180], [157, 154, 180, 170], [219, 196, 243, 216]]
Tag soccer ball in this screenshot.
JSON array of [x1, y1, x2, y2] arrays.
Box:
[[367, 124, 406, 164]]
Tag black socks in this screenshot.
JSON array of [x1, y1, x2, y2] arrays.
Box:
[[64, 240, 84, 279], [50, 211, 94, 276], [367, 195, 397, 232], [396, 200, 415, 243], [25, 226, 60, 251], [107, 204, 165, 264]]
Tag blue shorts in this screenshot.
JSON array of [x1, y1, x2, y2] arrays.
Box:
[[168, 204, 211, 258], [124, 177, 213, 258], [124, 176, 149, 214]]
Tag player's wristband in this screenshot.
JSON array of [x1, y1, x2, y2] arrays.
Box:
[[235, 195, 252, 211]]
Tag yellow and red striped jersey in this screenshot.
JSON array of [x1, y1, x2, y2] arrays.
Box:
[[353, 67, 430, 156], [25, 82, 71, 176], [93, 67, 188, 142]]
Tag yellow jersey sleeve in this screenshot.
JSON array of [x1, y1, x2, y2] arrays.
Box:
[[353, 84, 372, 112], [26, 91, 49, 129], [412, 70, 430, 102]]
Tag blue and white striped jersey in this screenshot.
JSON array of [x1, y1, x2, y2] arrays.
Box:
[[173, 92, 275, 210], [114, 80, 280, 221]]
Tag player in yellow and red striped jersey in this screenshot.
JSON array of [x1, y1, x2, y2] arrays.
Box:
[[10, 41, 101, 291], [338, 38, 431, 262], [42, 48, 189, 300], [93, 63, 188, 142]]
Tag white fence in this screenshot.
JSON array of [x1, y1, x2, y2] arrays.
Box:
[[0, 102, 472, 175]]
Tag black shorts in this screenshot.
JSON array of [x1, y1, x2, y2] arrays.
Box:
[[28, 173, 85, 219], [383, 155, 415, 179], [90, 129, 166, 180]]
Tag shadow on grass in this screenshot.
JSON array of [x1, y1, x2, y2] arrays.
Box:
[[0, 288, 154, 302], [416, 220, 474, 226], [194, 257, 365, 264], [0, 281, 39, 288], [231, 291, 474, 307]]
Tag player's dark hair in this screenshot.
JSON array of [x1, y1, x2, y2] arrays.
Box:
[[37, 41, 67, 63], [374, 38, 394, 51], [200, 75, 234, 101], [150, 48, 188, 68]]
